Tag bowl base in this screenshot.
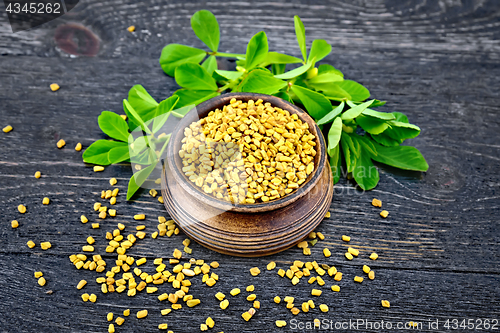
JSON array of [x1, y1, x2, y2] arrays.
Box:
[[161, 159, 334, 257]]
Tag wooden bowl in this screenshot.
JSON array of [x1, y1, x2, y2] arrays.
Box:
[[161, 93, 334, 257], [166, 93, 326, 213]]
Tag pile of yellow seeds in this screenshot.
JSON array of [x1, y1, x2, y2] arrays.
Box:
[[178, 98, 317, 204]]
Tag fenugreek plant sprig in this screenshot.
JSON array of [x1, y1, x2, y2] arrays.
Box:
[[83, 10, 428, 199]]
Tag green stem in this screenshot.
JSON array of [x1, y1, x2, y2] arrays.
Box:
[[217, 83, 231, 93], [213, 52, 245, 58]]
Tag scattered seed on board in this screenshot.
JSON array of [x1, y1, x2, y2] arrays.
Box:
[[342, 235, 350, 242], [372, 198, 382, 207], [370, 252, 379, 260], [50, 83, 60, 91], [250, 267, 261, 276], [27, 240, 35, 248], [323, 248, 331, 257], [354, 276, 364, 283], [41, 242, 52, 250], [109, 178, 117, 186], [276, 320, 287, 327], [34, 171, 41, 178], [94, 166, 105, 172], [381, 300, 390, 308], [34, 271, 43, 278], [345, 252, 353, 260], [75, 143, 82, 151], [42, 197, 50, 205], [380, 210, 389, 218], [368, 270, 375, 280], [56, 139, 65, 149], [324, 211, 331, 218], [134, 214, 145, 220], [18, 205, 26, 213], [38, 277, 46, 286], [107, 313, 113, 321], [2, 125, 13, 133], [127, 25, 135, 32], [77, 280, 87, 289], [348, 247, 359, 256], [331, 285, 340, 292], [11, 220, 19, 228], [136, 310, 148, 319]]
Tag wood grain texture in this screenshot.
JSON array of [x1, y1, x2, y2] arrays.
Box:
[[0, 0, 499, 332]]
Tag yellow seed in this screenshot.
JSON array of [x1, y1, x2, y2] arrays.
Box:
[[11, 220, 19, 228], [109, 209, 116, 217], [110, 197, 116, 205], [86, 236, 95, 244], [297, 241, 308, 249], [112, 188, 119, 197], [3, 125, 13, 133], [123, 309, 130, 317], [319, 304, 329, 312], [253, 300, 260, 309], [80, 215, 88, 223], [34, 271, 43, 278], [56, 139, 65, 148], [109, 178, 117, 186], [158, 323, 169, 330], [368, 270, 375, 280], [136, 258, 147, 266], [136, 310, 148, 319], [171, 304, 182, 310], [246, 285, 254, 292], [331, 285, 340, 292], [267, 261, 276, 270], [220, 299, 229, 309], [348, 247, 359, 256], [161, 308, 171, 316], [323, 248, 331, 257], [18, 205, 26, 214], [354, 276, 364, 283], [34, 171, 41, 178], [291, 276, 299, 285], [342, 235, 350, 242], [381, 300, 390, 308], [127, 25, 135, 32], [115, 317, 124, 326], [247, 294, 256, 301], [274, 296, 281, 304], [372, 198, 382, 207], [200, 324, 208, 331], [311, 289, 322, 296], [317, 232, 325, 240], [75, 143, 82, 151], [276, 320, 287, 327], [303, 247, 311, 255], [363, 265, 370, 274], [27, 240, 35, 248], [81, 293, 89, 302], [92, 223, 100, 229], [38, 277, 46, 286], [173, 248, 182, 259], [107, 312, 113, 321], [187, 299, 201, 307], [50, 83, 60, 91], [94, 165, 105, 172], [77, 280, 87, 290], [380, 210, 389, 218], [370, 252, 379, 260], [345, 252, 353, 260], [82, 245, 94, 252], [324, 211, 331, 218], [241, 311, 253, 321], [134, 214, 145, 220], [158, 196, 164, 203], [334, 272, 343, 281], [206, 317, 215, 328], [302, 302, 309, 312], [42, 197, 50, 205], [99, 211, 106, 219], [40, 242, 52, 250], [149, 189, 157, 197], [230, 288, 240, 296], [210, 261, 219, 268]]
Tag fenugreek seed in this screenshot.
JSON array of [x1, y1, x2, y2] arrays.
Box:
[[345, 252, 353, 260], [109, 178, 117, 186], [127, 25, 135, 32], [370, 252, 379, 260], [112, 188, 119, 196], [274, 296, 281, 303], [81, 215, 88, 223], [348, 247, 359, 256], [342, 235, 350, 242], [81, 293, 90, 302], [354, 276, 364, 283], [158, 323, 169, 330], [291, 307, 300, 315], [187, 299, 201, 307], [109, 209, 116, 217], [77, 280, 87, 290], [250, 267, 261, 276], [319, 304, 329, 312], [311, 289, 322, 296], [18, 205, 26, 213], [368, 270, 375, 280], [110, 197, 116, 205], [324, 211, 331, 218], [267, 261, 276, 270], [334, 272, 343, 281], [172, 304, 182, 310], [381, 300, 390, 308], [82, 245, 94, 252], [206, 317, 215, 328], [3, 125, 13, 133], [303, 248, 311, 255], [107, 312, 113, 321], [27, 240, 35, 248], [246, 285, 254, 292], [276, 320, 287, 327], [136, 258, 147, 266], [50, 83, 60, 91], [247, 294, 256, 301], [230, 288, 240, 296], [380, 210, 389, 218], [323, 248, 331, 257], [94, 166, 104, 172], [136, 310, 148, 319], [56, 139, 66, 149], [316, 276, 325, 286], [363, 265, 370, 274], [317, 232, 325, 240], [11, 220, 19, 228], [158, 196, 164, 203], [219, 299, 229, 309], [173, 249, 182, 259], [134, 214, 145, 220], [40, 242, 51, 250], [93, 202, 101, 211], [34, 271, 43, 278], [115, 317, 124, 326], [161, 308, 171, 316], [200, 324, 208, 331], [210, 261, 219, 268], [75, 143, 82, 151], [37, 277, 46, 286], [34, 171, 41, 178], [123, 309, 130, 316], [372, 198, 382, 207], [331, 285, 340, 292]]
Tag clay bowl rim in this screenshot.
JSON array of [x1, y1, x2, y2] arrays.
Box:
[[166, 92, 326, 213]]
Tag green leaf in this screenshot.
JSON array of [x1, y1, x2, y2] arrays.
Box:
[[294, 16, 307, 61], [108, 146, 130, 164], [214, 70, 243, 81], [271, 63, 286, 75], [386, 121, 421, 141], [353, 134, 377, 156], [274, 62, 312, 79], [151, 95, 179, 133], [127, 85, 159, 125], [123, 99, 151, 134], [263, 52, 302, 64], [191, 10, 220, 52], [346, 100, 394, 120], [159, 44, 206, 76], [308, 39, 331, 62], [330, 144, 342, 184], [352, 149, 379, 190], [371, 132, 402, 147], [317, 102, 344, 126], [317, 64, 343, 77], [309, 82, 351, 101], [340, 134, 356, 173], [355, 114, 389, 135], [273, 91, 293, 103], [341, 99, 374, 120], [392, 112, 409, 123], [201, 55, 218, 76], [372, 144, 428, 171], [239, 69, 287, 95], [342, 133, 360, 158], [83, 140, 126, 165], [98, 111, 130, 142], [327, 117, 343, 156], [175, 63, 218, 91], [171, 105, 194, 118], [127, 162, 158, 200], [173, 89, 220, 108], [290, 85, 333, 119], [308, 72, 344, 84], [368, 99, 386, 107], [245, 31, 269, 70], [338, 80, 370, 101]]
